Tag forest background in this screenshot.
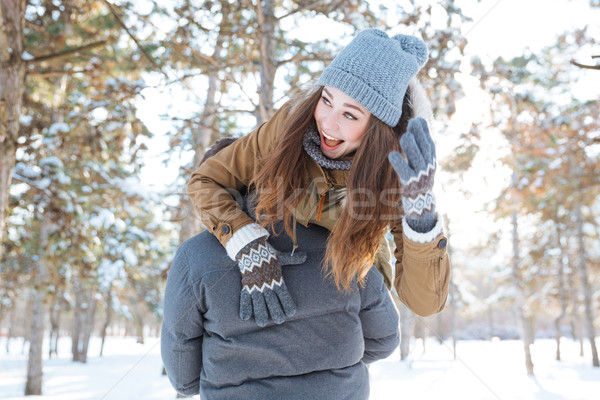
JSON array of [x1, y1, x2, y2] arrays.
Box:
[[0, 0, 599, 396]]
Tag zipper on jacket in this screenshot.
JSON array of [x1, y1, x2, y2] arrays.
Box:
[[291, 212, 298, 256], [315, 192, 327, 222]]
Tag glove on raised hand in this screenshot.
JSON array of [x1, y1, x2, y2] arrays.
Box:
[[236, 236, 302, 327], [388, 117, 437, 233]]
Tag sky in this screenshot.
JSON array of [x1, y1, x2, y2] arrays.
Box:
[[458, 0, 599, 59]]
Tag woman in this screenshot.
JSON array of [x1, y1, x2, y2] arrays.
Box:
[[187, 28, 450, 327]]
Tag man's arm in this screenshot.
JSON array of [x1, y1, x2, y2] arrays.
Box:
[[161, 246, 204, 396], [359, 269, 400, 364]]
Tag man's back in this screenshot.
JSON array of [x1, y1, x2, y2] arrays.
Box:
[[161, 222, 399, 400]]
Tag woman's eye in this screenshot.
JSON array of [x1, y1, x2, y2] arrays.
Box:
[[322, 96, 331, 105], [344, 112, 357, 120]]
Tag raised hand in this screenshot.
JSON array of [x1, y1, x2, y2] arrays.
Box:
[[388, 117, 437, 232]]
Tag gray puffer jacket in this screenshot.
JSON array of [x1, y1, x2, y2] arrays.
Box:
[[161, 222, 399, 400]]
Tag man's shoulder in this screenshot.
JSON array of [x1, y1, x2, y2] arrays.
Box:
[[174, 231, 235, 281]]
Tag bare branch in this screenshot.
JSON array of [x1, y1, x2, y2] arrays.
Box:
[[217, 108, 256, 115], [27, 68, 95, 77], [12, 173, 53, 197], [571, 59, 600, 70], [101, 0, 166, 78], [277, 0, 324, 20], [277, 51, 334, 67], [167, 108, 255, 122], [125, 6, 257, 107], [27, 40, 108, 64], [150, 72, 207, 87]]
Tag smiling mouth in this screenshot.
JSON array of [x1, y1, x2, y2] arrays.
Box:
[[321, 131, 344, 148]]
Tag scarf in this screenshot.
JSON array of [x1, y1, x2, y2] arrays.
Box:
[[302, 131, 352, 171]]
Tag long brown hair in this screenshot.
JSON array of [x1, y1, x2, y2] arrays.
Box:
[[251, 83, 412, 291]]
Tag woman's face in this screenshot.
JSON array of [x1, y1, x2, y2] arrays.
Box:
[[313, 86, 371, 159]]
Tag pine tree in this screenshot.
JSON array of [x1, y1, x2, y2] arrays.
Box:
[[4, 0, 173, 392], [471, 27, 599, 370]]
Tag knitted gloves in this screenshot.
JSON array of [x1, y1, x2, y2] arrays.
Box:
[[388, 117, 437, 233], [236, 236, 303, 327]]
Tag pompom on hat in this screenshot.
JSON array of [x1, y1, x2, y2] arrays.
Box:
[[317, 29, 428, 127]]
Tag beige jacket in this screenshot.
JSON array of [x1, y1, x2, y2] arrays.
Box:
[[187, 79, 450, 317]]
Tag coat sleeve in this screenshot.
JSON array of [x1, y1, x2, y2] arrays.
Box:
[[161, 246, 204, 396], [391, 215, 450, 317], [186, 104, 290, 252], [359, 269, 400, 364]]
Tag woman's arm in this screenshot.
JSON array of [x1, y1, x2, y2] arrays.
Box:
[[390, 218, 450, 317], [186, 104, 298, 327], [186, 104, 290, 258], [388, 117, 450, 316]]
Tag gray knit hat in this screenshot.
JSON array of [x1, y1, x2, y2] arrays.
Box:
[[317, 29, 428, 127]]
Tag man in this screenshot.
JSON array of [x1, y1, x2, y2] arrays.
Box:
[[161, 216, 399, 399]]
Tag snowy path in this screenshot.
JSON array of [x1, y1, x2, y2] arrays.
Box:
[[1, 336, 598, 399]]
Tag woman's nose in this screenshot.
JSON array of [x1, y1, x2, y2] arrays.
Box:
[[322, 112, 337, 131]]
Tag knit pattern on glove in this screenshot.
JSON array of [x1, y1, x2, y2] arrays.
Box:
[[236, 237, 297, 327], [388, 117, 437, 233]]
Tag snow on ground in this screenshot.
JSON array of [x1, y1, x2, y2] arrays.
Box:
[[1, 336, 598, 400]]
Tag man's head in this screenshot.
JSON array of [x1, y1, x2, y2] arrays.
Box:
[[199, 137, 238, 166]]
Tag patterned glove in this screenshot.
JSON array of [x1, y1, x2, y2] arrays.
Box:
[[236, 237, 302, 327], [388, 117, 437, 233]]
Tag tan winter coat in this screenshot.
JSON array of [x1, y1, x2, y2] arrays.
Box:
[[187, 79, 450, 317]]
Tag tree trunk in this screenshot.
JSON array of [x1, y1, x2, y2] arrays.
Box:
[[578, 319, 585, 357], [180, 1, 230, 244], [449, 278, 457, 358], [25, 216, 50, 395], [573, 200, 599, 367], [79, 293, 97, 364], [72, 283, 96, 363], [255, 0, 277, 123], [21, 295, 34, 355], [25, 289, 45, 395], [100, 289, 113, 356], [5, 302, 16, 353], [414, 317, 427, 354], [554, 225, 568, 361], [565, 255, 582, 354], [0, 300, 4, 335], [71, 278, 83, 362], [392, 294, 414, 361], [527, 315, 536, 345], [134, 307, 144, 344], [445, 215, 457, 358], [436, 313, 444, 344], [124, 321, 132, 337], [0, 0, 27, 262], [511, 209, 534, 375], [48, 294, 63, 358], [488, 306, 495, 340], [53, 310, 60, 358]]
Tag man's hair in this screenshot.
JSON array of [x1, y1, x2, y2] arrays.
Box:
[[199, 137, 237, 166]]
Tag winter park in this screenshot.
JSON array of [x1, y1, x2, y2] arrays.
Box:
[[1, 0, 600, 399]]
